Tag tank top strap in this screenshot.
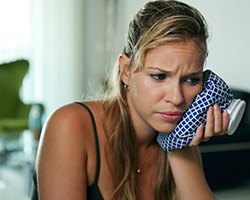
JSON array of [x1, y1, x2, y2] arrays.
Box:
[[75, 102, 101, 186]]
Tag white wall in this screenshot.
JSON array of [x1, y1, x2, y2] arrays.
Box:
[[185, 0, 250, 92], [82, 0, 110, 99]]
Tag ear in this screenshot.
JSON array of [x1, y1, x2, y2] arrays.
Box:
[[119, 53, 130, 85]]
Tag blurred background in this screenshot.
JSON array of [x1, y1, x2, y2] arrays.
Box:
[[0, 0, 249, 199]]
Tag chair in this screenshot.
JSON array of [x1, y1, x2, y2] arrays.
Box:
[[0, 60, 44, 198], [0, 59, 44, 135]]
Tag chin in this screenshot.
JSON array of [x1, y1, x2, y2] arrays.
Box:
[[158, 124, 177, 133]]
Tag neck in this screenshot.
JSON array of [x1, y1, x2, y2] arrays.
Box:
[[135, 130, 157, 149], [135, 140, 158, 175], [127, 100, 158, 148]]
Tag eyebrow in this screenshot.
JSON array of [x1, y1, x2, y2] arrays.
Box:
[[145, 67, 203, 76], [184, 71, 203, 77], [145, 67, 171, 73]]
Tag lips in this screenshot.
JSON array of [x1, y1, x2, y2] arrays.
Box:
[[159, 111, 183, 122]]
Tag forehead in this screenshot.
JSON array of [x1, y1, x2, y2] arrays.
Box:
[[144, 40, 204, 67], [147, 39, 202, 56]]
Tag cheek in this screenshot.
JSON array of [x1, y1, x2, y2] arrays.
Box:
[[128, 76, 163, 117], [184, 85, 203, 106], [130, 79, 160, 104]]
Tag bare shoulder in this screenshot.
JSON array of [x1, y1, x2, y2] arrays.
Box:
[[44, 102, 92, 131], [35, 101, 104, 199], [38, 101, 103, 152]]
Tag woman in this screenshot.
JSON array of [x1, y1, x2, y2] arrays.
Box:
[[32, 0, 229, 199]]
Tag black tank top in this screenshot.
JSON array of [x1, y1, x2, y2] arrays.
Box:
[[30, 102, 104, 200]]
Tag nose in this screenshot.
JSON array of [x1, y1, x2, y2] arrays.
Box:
[[165, 82, 184, 106]]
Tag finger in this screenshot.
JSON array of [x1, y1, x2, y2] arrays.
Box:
[[213, 103, 223, 134], [203, 106, 214, 140], [189, 124, 204, 146], [222, 110, 230, 134]]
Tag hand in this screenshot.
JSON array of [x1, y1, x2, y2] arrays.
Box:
[[189, 103, 229, 146]]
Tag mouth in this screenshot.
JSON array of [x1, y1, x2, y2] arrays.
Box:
[[159, 111, 183, 122]]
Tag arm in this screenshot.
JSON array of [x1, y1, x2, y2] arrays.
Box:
[[35, 104, 88, 200], [168, 103, 229, 199], [168, 146, 215, 200]]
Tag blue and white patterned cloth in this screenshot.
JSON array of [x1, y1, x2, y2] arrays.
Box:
[[157, 70, 234, 152]]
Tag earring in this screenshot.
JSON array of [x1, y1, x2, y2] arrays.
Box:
[[124, 83, 128, 90]]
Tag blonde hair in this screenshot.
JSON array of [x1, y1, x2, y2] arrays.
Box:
[[103, 0, 208, 199]]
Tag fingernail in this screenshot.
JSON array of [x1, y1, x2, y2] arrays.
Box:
[[223, 110, 229, 117], [214, 103, 220, 111], [208, 106, 213, 112]]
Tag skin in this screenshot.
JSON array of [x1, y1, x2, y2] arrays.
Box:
[[36, 39, 229, 199]]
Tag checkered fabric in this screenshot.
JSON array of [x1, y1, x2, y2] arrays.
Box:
[[157, 70, 234, 152]]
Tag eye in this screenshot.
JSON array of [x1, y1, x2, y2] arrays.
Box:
[[185, 77, 202, 85], [151, 73, 167, 81]]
